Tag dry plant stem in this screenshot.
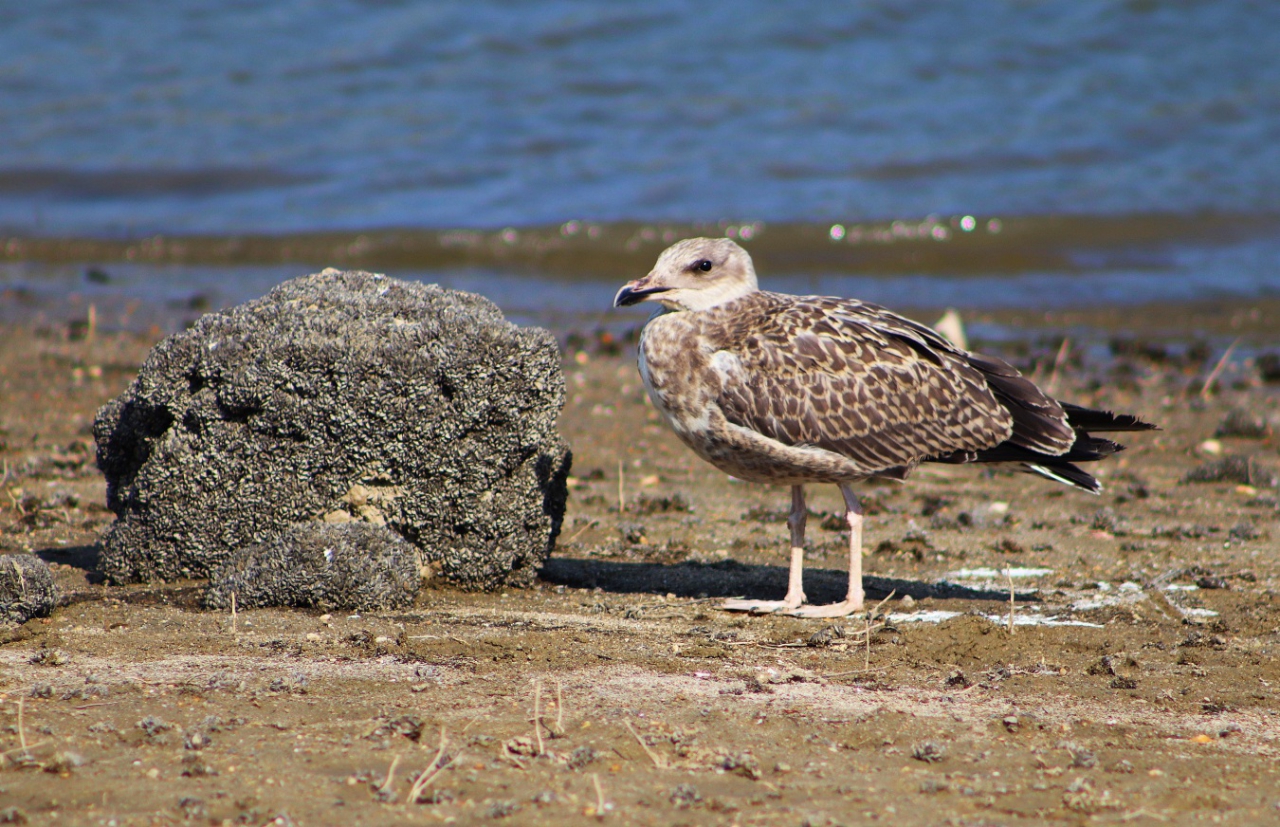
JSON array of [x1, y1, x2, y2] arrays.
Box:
[[555, 678, 565, 731], [565, 519, 599, 543], [592, 772, 608, 816], [407, 726, 454, 805], [378, 754, 401, 797], [1046, 337, 1070, 395], [1007, 570, 1016, 633], [532, 678, 545, 756], [623, 720, 665, 768], [231, 591, 237, 633], [1201, 337, 1240, 400], [18, 697, 27, 751], [617, 459, 624, 512]]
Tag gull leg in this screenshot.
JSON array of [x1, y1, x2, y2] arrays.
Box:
[[724, 485, 808, 613], [786, 484, 865, 618]]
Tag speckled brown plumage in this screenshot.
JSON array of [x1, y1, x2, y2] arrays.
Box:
[[615, 237, 1155, 617]]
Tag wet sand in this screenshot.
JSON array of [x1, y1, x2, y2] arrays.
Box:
[[2, 313, 1280, 825]]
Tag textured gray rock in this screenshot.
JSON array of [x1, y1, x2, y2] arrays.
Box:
[[94, 269, 571, 590], [0, 554, 57, 624], [204, 522, 421, 611]]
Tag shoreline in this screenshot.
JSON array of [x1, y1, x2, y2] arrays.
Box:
[[1, 304, 1279, 824]]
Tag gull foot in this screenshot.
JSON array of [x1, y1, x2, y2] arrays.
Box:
[[722, 598, 802, 614], [783, 599, 864, 618]]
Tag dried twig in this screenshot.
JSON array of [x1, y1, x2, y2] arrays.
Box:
[[1200, 337, 1240, 400], [617, 459, 625, 512], [230, 590, 237, 633], [565, 519, 600, 543], [378, 754, 401, 798], [623, 720, 665, 768], [407, 726, 456, 805], [532, 679, 545, 756], [1046, 337, 1071, 395], [591, 772, 610, 817], [1007, 570, 1016, 634]]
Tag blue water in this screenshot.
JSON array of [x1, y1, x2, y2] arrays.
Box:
[[1, 0, 1278, 320]]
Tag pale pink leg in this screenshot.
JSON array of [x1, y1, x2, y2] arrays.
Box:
[[786, 484, 865, 618], [724, 485, 808, 613]]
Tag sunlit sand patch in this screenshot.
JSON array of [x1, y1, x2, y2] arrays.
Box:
[[886, 610, 1103, 628]]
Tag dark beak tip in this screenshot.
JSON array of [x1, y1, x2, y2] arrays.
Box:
[[613, 284, 667, 308], [613, 285, 643, 308]]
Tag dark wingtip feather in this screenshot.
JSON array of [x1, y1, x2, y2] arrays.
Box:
[[1060, 402, 1158, 432], [1023, 462, 1102, 494]]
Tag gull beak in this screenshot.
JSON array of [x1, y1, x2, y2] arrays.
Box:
[[613, 278, 670, 308]]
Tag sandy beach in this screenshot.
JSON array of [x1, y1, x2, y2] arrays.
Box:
[[1, 305, 1278, 825]]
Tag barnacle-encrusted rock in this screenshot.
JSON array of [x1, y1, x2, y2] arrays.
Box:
[[94, 269, 571, 592]]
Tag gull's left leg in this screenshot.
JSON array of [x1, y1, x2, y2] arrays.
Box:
[[786, 483, 865, 618], [724, 485, 807, 613]]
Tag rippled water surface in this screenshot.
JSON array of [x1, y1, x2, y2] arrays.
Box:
[[2, 1, 1278, 319]]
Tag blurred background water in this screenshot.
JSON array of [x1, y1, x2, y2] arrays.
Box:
[[1, 0, 1278, 331]]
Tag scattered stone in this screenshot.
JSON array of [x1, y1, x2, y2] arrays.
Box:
[[204, 522, 420, 612], [485, 800, 519, 819], [178, 797, 207, 819], [618, 523, 647, 545], [1087, 656, 1117, 676], [566, 746, 598, 770], [912, 742, 946, 763], [919, 777, 949, 794], [1070, 748, 1098, 769], [1215, 408, 1271, 439], [43, 751, 86, 774], [0, 554, 57, 625], [136, 716, 176, 745], [807, 625, 847, 647], [29, 648, 70, 667], [1196, 575, 1230, 590], [669, 784, 703, 808], [367, 714, 424, 742], [1109, 677, 1139, 690], [94, 270, 571, 589], [718, 752, 762, 780]]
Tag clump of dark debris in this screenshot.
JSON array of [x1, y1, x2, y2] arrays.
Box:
[[0, 553, 57, 625], [1181, 455, 1277, 487], [1214, 408, 1272, 439]]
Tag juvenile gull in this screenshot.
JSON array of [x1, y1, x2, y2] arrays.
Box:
[[614, 238, 1155, 618]]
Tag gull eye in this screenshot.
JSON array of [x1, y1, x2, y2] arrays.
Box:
[[696, 259, 713, 272]]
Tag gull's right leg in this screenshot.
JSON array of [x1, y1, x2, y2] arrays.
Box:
[[724, 485, 807, 614]]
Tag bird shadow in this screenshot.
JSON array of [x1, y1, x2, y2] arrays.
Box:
[[539, 557, 1030, 605]]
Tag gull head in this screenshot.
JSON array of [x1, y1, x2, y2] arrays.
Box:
[[613, 237, 760, 312]]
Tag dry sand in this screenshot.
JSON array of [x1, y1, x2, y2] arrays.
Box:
[[2, 310, 1279, 825]]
